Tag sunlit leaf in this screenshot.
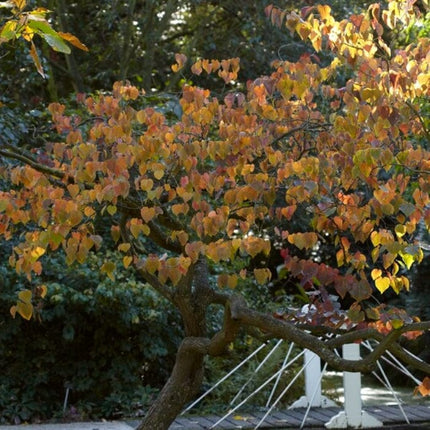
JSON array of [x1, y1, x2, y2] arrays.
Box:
[[415, 377, 430, 397], [375, 276, 390, 294], [0, 20, 17, 42], [28, 20, 71, 54], [58, 32, 89, 51]]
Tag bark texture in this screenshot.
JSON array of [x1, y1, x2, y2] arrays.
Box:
[[136, 338, 207, 430]]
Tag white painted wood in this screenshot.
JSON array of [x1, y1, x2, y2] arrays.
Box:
[[343, 343, 362, 426], [325, 343, 383, 428], [305, 349, 322, 406], [290, 350, 336, 409]]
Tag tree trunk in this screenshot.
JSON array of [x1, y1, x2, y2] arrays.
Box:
[[136, 337, 208, 430], [136, 259, 224, 429], [56, 0, 85, 93]]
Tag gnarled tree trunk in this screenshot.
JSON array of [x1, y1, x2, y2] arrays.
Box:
[[136, 259, 240, 430], [136, 337, 207, 430]]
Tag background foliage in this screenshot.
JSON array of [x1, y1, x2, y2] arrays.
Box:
[[0, 249, 182, 424]]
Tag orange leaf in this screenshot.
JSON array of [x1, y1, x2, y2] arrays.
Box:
[[317, 4, 331, 21], [30, 40, 45, 78], [58, 32, 89, 51], [287, 232, 318, 250], [171, 53, 187, 72], [415, 377, 430, 396], [140, 206, 156, 223]]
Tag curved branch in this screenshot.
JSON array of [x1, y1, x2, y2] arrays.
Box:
[[229, 297, 413, 374], [136, 265, 174, 303], [0, 148, 67, 180], [388, 342, 430, 375], [147, 219, 183, 253]]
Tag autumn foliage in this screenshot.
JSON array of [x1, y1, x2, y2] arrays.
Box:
[[1, 0, 430, 425]]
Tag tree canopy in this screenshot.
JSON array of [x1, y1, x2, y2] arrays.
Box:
[[1, 0, 430, 428]]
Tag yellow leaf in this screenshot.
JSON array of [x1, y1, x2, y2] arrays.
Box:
[[101, 261, 116, 281], [217, 273, 238, 289], [107, 205, 117, 215], [391, 319, 404, 329], [17, 301, 33, 320], [226, 274, 238, 289], [317, 4, 331, 20], [145, 255, 161, 274], [401, 276, 410, 291], [130, 220, 142, 238], [12, 289, 33, 320], [233, 415, 246, 421], [254, 268, 272, 285], [123, 256, 133, 268], [13, 0, 26, 11], [111, 225, 121, 242], [375, 276, 390, 294], [370, 231, 380, 246], [261, 105, 278, 121], [153, 167, 164, 180], [136, 110, 146, 124], [30, 246, 45, 261], [118, 243, 131, 252], [371, 268, 382, 280], [371, 246, 380, 263], [18, 290, 32, 303], [22, 25, 35, 41], [37, 284, 47, 298]]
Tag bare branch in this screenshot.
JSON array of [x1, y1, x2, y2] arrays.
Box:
[[0, 148, 67, 180], [231, 296, 430, 373]]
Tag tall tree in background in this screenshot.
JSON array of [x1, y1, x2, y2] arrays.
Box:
[[1, 1, 430, 429]]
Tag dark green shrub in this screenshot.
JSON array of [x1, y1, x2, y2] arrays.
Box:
[[0, 251, 182, 424]]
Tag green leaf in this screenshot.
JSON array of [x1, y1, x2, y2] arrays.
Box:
[[27, 20, 71, 53], [0, 199, 7, 212], [40, 33, 71, 53], [28, 8, 51, 21], [0, 20, 17, 42]]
